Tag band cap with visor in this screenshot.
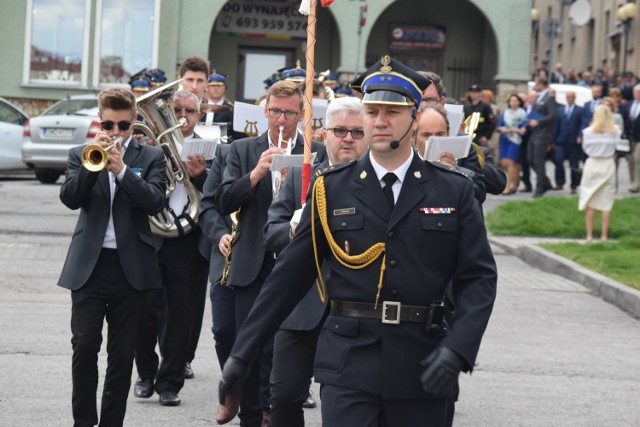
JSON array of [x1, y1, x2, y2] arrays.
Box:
[[349, 56, 432, 107]]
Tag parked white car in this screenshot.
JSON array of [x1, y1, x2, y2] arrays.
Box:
[[22, 95, 100, 183], [0, 97, 29, 172]]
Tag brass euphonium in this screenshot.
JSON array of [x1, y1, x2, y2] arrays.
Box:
[[135, 79, 202, 237], [80, 136, 123, 172], [220, 209, 240, 286]]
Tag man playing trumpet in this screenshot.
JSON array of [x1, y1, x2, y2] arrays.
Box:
[[211, 80, 326, 426], [58, 87, 167, 427]]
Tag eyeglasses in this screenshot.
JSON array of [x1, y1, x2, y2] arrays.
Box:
[[421, 97, 440, 106], [173, 107, 198, 115], [101, 120, 132, 131], [267, 108, 299, 120], [328, 128, 365, 140]]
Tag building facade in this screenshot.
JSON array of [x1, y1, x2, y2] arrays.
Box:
[[1, 0, 532, 115], [531, 0, 640, 79]]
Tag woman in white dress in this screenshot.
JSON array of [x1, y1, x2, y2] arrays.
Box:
[[579, 105, 621, 242]]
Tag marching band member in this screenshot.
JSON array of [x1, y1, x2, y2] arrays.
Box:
[[263, 96, 368, 426], [58, 87, 166, 426], [213, 80, 326, 426]]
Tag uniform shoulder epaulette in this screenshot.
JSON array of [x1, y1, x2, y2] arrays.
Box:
[[425, 160, 469, 179], [315, 159, 356, 177]]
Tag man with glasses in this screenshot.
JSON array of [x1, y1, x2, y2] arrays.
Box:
[[132, 90, 211, 407], [263, 97, 368, 426], [212, 80, 326, 426], [58, 87, 167, 426]]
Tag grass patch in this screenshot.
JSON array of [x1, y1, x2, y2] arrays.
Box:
[[486, 197, 640, 290], [486, 196, 640, 239]]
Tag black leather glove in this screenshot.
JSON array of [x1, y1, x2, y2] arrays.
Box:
[[420, 347, 465, 396], [218, 356, 249, 405]]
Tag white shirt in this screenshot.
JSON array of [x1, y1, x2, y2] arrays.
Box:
[[582, 127, 621, 158], [102, 137, 130, 249], [205, 99, 223, 125], [369, 150, 414, 204]]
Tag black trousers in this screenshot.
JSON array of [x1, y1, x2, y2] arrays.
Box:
[[186, 259, 209, 364], [71, 248, 147, 427], [270, 321, 324, 427], [154, 233, 209, 394], [210, 280, 236, 369], [235, 257, 275, 427], [527, 135, 552, 194], [320, 384, 450, 427], [134, 287, 165, 381]]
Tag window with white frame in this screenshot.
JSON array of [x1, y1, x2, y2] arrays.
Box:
[[94, 0, 159, 85], [25, 0, 90, 85]]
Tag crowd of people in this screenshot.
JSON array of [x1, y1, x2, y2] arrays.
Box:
[[57, 53, 640, 427]]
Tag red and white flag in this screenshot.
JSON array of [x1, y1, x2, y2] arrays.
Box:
[[299, 0, 334, 16]]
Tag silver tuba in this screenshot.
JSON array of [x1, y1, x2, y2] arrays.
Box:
[[135, 79, 201, 237]]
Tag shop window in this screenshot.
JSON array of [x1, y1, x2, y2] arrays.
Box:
[[94, 0, 159, 85], [24, 0, 90, 86]]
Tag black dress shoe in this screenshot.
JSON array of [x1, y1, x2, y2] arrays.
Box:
[[302, 391, 317, 409], [184, 362, 194, 379], [532, 192, 544, 198], [159, 390, 181, 406], [134, 378, 154, 399]]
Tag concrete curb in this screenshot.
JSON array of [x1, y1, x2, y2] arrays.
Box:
[[490, 236, 640, 319]]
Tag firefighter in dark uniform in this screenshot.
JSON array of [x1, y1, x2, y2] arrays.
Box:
[[218, 56, 497, 426], [463, 84, 495, 147]]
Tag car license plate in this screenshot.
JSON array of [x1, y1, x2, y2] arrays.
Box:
[[44, 128, 73, 138]]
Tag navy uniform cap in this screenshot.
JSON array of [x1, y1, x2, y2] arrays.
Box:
[[208, 70, 228, 86], [149, 68, 167, 86], [281, 60, 306, 82], [131, 78, 151, 92], [349, 56, 432, 107]]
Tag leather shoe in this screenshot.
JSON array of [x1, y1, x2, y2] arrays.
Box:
[[532, 192, 544, 198], [570, 188, 577, 194], [302, 391, 317, 409], [159, 390, 181, 406], [184, 362, 194, 379], [553, 185, 564, 190], [216, 393, 239, 424], [134, 378, 154, 399], [520, 186, 532, 193], [261, 411, 271, 427]]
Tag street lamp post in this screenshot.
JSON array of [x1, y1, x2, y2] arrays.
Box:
[[617, 2, 639, 73]]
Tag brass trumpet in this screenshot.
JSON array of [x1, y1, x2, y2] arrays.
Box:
[[220, 209, 240, 286], [80, 136, 124, 172]]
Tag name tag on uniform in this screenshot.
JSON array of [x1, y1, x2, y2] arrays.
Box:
[[333, 207, 356, 216], [419, 207, 456, 215]]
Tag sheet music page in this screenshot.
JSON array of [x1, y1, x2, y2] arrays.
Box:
[[181, 138, 218, 161], [270, 152, 318, 171], [444, 104, 465, 136], [423, 135, 472, 162]]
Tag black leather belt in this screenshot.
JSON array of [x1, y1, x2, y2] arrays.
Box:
[[330, 300, 447, 332]]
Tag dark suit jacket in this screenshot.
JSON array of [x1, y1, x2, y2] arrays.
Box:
[[621, 101, 640, 141], [555, 105, 584, 145], [232, 153, 497, 399], [213, 132, 327, 287], [580, 99, 600, 132], [58, 139, 167, 291], [200, 143, 233, 283], [531, 90, 558, 140], [262, 162, 328, 331]]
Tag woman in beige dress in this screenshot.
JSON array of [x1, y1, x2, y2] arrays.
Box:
[[579, 105, 621, 242]]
